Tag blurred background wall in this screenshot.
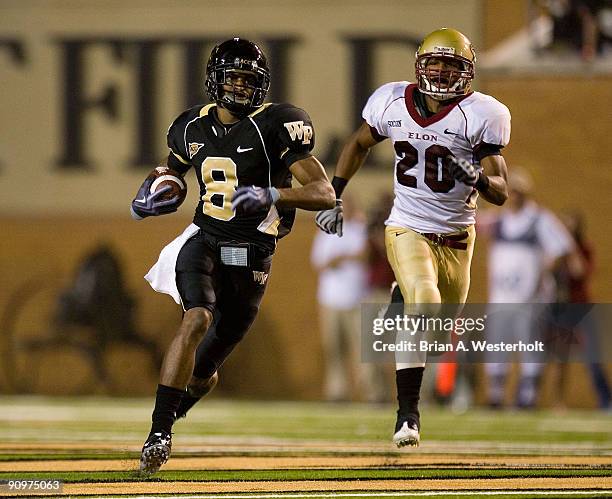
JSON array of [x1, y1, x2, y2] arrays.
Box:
[[1, 0, 610, 405]]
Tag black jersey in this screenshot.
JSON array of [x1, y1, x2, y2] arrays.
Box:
[[166, 103, 315, 252]]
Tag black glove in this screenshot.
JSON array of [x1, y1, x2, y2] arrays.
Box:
[[130, 177, 179, 220], [231, 186, 280, 214], [315, 199, 344, 237]]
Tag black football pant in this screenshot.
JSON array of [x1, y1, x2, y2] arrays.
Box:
[[175, 230, 273, 379]]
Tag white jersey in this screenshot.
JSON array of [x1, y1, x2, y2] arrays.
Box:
[[311, 220, 369, 309], [487, 202, 573, 303], [363, 81, 511, 233]]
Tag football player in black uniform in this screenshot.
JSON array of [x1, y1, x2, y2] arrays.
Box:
[[130, 38, 334, 475]]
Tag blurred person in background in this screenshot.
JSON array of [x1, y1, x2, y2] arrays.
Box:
[[479, 168, 574, 409], [130, 38, 334, 475], [311, 195, 369, 402], [363, 193, 396, 403], [550, 210, 611, 409], [535, 0, 610, 60], [315, 28, 511, 447], [364, 193, 395, 302]]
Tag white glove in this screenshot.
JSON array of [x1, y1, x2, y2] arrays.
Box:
[[315, 199, 343, 237], [448, 155, 479, 186]]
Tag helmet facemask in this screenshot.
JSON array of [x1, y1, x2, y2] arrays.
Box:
[[415, 55, 474, 101], [206, 59, 270, 117]]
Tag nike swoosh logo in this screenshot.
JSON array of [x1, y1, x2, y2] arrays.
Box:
[[444, 129, 458, 136], [237, 146, 254, 153], [136, 196, 146, 203]]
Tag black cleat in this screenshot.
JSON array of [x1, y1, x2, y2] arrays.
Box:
[[139, 431, 172, 475]]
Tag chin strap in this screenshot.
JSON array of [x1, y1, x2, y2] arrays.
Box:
[[218, 99, 254, 119]]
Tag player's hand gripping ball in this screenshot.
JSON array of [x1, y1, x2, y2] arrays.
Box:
[[130, 166, 187, 220], [148, 166, 187, 205]]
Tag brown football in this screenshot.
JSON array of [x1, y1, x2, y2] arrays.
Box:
[[148, 166, 187, 207]]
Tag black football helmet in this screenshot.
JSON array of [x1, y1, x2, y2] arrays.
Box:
[[205, 38, 271, 116]]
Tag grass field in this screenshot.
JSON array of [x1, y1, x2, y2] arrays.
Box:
[[0, 396, 610, 498]]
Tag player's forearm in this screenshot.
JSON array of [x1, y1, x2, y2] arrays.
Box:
[[335, 138, 370, 185], [276, 180, 335, 210], [477, 174, 508, 206], [477, 156, 508, 206]]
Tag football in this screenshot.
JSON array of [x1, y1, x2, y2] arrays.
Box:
[[148, 166, 187, 208]]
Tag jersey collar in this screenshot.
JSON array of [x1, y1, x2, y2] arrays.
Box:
[[200, 102, 273, 117], [249, 102, 273, 118], [404, 83, 472, 127]]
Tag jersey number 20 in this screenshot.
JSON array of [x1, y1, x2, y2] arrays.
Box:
[[394, 142, 454, 193]]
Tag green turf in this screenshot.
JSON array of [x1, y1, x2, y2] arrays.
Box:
[[1, 467, 610, 483], [0, 452, 140, 461], [1, 396, 610, 497], [2, 397, 611, 448], [2, 452, 611, 466]]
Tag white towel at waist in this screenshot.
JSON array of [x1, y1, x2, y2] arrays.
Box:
[[144, 223, 200, 306]]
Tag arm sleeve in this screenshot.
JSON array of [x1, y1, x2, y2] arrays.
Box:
[[361, 81, 405, 140], [273, 104, 316, 169], [167, 151, 191, 173], [166, 111, 193, 174], [471, 101, 511, 160], [473, 142, 504, 162]]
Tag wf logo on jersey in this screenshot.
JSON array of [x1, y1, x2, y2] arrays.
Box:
[[252, 271, 269, 285], [188, 142, 205, 159], [283, 121, 313, 145]]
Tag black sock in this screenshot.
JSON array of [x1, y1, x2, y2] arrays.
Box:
[[396, 367, 424, 420], [150, 384, 185, 436], [175, 393, 201, 419]]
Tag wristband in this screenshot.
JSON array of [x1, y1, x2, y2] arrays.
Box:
[[331, 176, 348, 198], [130, 205, 145, 220], [475, 172, 490, 192], [270, 187, 280, 204]]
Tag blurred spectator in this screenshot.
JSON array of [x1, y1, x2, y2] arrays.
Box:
[[551, 210, 611, 408], [362, 193, 396, 403], [365, 193, 396, 305], [311, 196, 368, 402], [479, 168, 574, 408], [536, 0, 612, 60], [599, 3, 612, 51]]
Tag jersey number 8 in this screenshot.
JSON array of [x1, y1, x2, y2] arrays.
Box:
[[201, 157, 238, 221]]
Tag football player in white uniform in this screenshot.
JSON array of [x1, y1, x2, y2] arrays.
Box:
[[316, 28, 511, 447]]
